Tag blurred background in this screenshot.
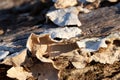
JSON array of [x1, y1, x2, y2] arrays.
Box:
[[0, 0, 53, 35]]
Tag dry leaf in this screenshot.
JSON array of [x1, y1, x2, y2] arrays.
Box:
[[7, 67, 32, 80], [2, 49, 27, 66]]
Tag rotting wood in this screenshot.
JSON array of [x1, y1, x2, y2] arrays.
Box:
[[0, 2, 120, 80], [78, 5, 120, 37]]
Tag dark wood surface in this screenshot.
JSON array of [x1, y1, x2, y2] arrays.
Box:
[[79, 5, 120, 37]]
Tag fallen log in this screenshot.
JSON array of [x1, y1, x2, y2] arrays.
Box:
[[78, 4, 120, 37], [0, 2, 120, 80]]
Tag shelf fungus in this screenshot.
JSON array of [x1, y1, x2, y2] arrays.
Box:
[[43, 27, 82, 39], [2, 32, 120, 80], [46, 7, 82, 27], [54, 0, 78, 9], [76, 32, 120, 64]]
